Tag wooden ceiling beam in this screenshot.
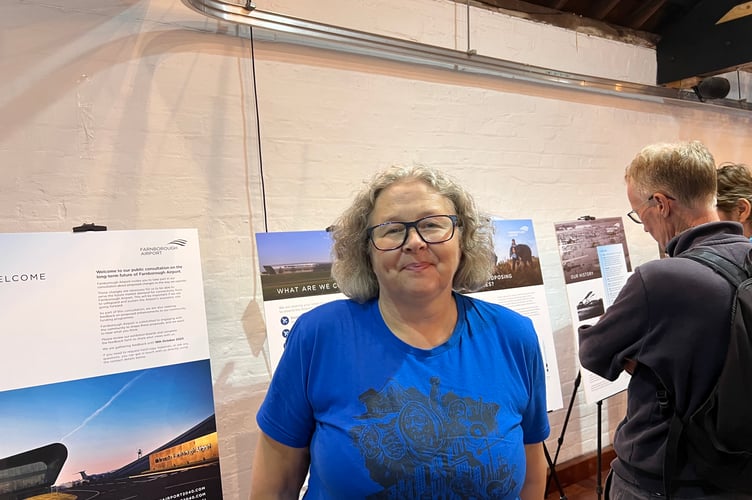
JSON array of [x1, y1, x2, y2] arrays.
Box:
[[625, 0, 667, 30], [590, 0, 622, 21]]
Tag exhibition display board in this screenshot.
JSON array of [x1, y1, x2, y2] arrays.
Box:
[[0, 229, 222, 500], [467, 218, 563, 411], [255, 230, 344, 371], [554, 217, 632, 404]]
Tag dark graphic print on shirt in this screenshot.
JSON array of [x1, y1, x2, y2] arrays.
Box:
[[348, 376, 517, 499]]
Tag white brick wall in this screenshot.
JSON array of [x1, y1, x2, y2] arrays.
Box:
[[3, 0, 752, 498]]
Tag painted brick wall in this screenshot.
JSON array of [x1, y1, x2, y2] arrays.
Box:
[[3, 0, 752, 498]]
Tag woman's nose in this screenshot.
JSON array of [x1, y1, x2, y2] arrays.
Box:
[[402, 226, 426, 249]]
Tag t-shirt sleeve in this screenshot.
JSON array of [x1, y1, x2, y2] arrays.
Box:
[[520, 319, 551, 444], [256, 318, 315, 448]]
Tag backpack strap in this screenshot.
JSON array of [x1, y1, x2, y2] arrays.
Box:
[[638, 364, 680, 497], [668, 246, 752, 497], [663, 411, 685, 498], [680, 248, 749, 287], [661, 247, 749, 498]]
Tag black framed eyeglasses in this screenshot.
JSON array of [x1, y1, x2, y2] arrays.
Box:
[[627, 193, 675, 224], [367, 214, 459, 251]]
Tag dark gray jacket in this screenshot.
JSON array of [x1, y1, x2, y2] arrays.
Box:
[[579, 221, 751, 494]]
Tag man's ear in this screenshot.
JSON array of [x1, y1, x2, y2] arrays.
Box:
[[738, 198, 752, 222], [654, 192, 672, 217]]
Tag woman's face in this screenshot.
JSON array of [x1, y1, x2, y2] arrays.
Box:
[[367, 179, 461, 307]]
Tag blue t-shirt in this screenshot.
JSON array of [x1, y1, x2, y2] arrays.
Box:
[[257, 293, 549, 499]]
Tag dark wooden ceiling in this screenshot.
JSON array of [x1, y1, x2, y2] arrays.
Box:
[[471, 0, 752, 85], [476, 0, 703, 37]]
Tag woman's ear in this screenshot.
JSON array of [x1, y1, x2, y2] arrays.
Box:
[[738, 198, 752, 222]]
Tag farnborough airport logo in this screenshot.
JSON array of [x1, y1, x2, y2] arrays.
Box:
[[140, 238, 188, 256]]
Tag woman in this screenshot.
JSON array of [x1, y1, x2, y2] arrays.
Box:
[[716, 162, 752, 239], [251, 165, 549, 499]]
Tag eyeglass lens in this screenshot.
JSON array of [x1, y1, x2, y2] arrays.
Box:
[[370, 215, 456, 250]]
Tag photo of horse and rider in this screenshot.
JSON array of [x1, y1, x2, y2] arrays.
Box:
[[479, 219, 544, 292]]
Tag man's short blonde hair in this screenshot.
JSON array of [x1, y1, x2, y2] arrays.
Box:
[[625, 141, 716, 208]]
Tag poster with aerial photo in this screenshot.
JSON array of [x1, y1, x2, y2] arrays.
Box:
[[554, 218, 632, 404], [555, 217, 632, 285], [255, 230, 345, 371], [0, 229, 222, 500], [469, 219, 562, 411]]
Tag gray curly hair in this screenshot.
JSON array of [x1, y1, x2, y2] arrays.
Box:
[[330, 165, 496, 302]]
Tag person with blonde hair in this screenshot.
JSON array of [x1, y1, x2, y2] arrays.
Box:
[[251, 165, 549, 499], [580, 141, 751, 499], [716, 162, 752, 239]]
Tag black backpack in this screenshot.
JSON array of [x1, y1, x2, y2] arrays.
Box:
[[661, 247, 752, 496]]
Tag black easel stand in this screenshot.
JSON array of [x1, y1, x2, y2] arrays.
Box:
[[544, 442, 566, 499], [545, 371, 583, 499], [596, 399, 604, 500]]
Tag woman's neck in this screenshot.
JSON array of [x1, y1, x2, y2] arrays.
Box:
[[378, 293, 458, 349]]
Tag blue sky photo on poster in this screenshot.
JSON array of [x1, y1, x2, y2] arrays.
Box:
[[256, 231, 333, 272], [0, 359, 216, 485], [477, 218, 544, 291], [255, 231, 340, 301], [492, 219, 539, 259]]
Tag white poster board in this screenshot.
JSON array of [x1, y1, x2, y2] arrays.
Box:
[[255, 230, 345, 370], [554, 217, 632, 404], [0, 229, 222, 498], [468, 219, 563, 411]]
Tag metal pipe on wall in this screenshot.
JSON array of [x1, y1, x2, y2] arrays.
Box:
[[181, 0, 751, 112]]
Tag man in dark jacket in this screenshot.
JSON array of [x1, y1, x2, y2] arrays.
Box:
[[579, 140, 751, 499]]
